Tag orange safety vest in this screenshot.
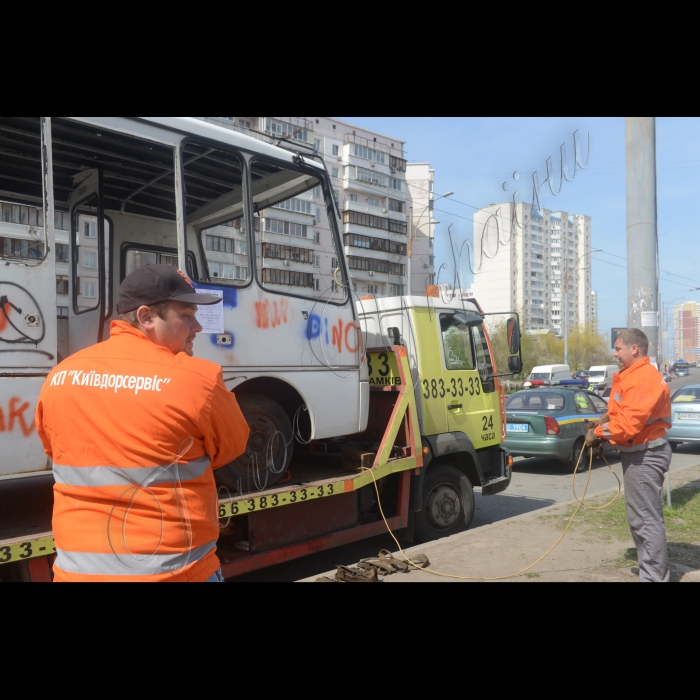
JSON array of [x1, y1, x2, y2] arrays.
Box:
[[595, 357, 672, 452], [35, 321, 250, 583]]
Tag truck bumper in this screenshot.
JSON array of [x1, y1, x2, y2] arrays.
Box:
[[481, 447, 512, 496]]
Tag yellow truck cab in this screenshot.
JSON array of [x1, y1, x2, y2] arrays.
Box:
[[358, 294, 521, 541]]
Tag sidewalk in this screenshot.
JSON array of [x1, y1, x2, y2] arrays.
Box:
[[305, 462, 700, 583]]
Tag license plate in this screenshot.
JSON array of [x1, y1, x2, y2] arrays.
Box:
[[507, 424, 530, 433], [678, 413, 699, 421]]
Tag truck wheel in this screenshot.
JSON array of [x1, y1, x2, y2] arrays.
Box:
[[215, 394, 293, 493], [414, 465, 475, 543], [565, 439, 586, 474]]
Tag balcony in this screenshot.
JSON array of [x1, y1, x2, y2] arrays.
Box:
[[344, 133, 405, 163], [263, 117, 314, 144], [344, 199, 406, 223], [343, 209, 407, 236]]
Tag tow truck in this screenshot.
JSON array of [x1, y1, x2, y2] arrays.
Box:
[[0, 289, 522, 581]]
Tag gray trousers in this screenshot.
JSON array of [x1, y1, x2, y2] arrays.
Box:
[[621, 442, 672, 583]]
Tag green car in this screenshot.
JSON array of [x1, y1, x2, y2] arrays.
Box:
[[504, 386, 611, 471]]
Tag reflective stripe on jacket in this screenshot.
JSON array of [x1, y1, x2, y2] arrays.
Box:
[[595, 357, 671, 452], [36, 321, 250, 583]]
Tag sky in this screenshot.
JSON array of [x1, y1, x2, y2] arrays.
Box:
[[338, 117, 700, 358]]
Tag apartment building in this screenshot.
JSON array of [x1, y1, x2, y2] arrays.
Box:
[[471, 201, 596, 331], [406, 163, 436, 294], [199, 117, 416, 298], [674, 301, 700, 362]]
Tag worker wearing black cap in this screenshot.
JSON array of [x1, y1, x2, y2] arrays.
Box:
[[36, 265, 250, 583]]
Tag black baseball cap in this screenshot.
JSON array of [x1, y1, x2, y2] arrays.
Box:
[[117, 265, 222, 314]]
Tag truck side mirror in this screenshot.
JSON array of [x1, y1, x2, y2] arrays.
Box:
[[508, 356, 523, 374], [507, 317, 521, 356]]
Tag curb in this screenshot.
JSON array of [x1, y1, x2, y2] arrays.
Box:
[[402, 459, 700, 557]]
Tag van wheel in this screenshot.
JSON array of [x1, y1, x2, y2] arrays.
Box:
[[215, 394, 293, 493], [414, 465, 475, 543]]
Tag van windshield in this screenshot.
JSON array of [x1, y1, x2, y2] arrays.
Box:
[[589, 371, 605, 378], [530, 373, 550, 381]]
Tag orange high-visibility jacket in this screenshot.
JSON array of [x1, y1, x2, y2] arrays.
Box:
[[595, 357, 672, 452], [36, 321, 250, 583]]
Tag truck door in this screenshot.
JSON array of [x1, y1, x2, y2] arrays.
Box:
[[67, 169, 111, 356], [438, 313, 499, 448], [0, 117, 57, 475]]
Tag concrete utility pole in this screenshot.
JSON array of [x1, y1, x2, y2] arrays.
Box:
[[626, 117, 660, 365]]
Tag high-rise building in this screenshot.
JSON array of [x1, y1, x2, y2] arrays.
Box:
[[198, 117, 414, 298], [471, 201, 596, 331], [406, 163, 436, 294], [674, 301, 700, 362]]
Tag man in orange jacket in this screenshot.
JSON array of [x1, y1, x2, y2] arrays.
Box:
[[36, 265, 250, 583], [586, 329, 672, 582]]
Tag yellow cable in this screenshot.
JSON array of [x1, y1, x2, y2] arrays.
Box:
[[362, 443, 622, 581]]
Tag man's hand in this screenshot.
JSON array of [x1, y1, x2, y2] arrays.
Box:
[[593, 414, 611, 428], [585, 428, 603, 449]]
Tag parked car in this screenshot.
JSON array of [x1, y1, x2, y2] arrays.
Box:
[[667, 385, 700, 451], [504, 383, 614, 472]]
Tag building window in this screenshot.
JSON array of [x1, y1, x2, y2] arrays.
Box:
[[343, 233, 406, 256], [347, 165, 387, 188], [206, 235, 234, 254], [262, 268, 314, 288], [367, 198, 380, 207], [313, 278, 320, 291], [343, 210, 407, 235], [264, 218, 308, 238], [353, 144, 385, 164], [389, 283, 405, 296], [389, 198, 405, 213], [273, 197, 314, 215], [349, 194, 358, 203], [262, 243, 313, 264], [56, 243, 69, 262], [332, 168, 339, 179], [347, 256, 404, 276], [56, 277, 69, 295], [265, 118, 308, 142], [1, 237, 45, 260], [84, 222, 97, 238], [83, 251, 97, 269], [234, 239, 247, 256], [366, 285, 380, 295], [313, 186, 321, 198], [83, 282, 97, 299], [209, 262, 235, 279], [389, 177, 403, 192], [332, 145, 340, 156], [314, 255, 320, 268]]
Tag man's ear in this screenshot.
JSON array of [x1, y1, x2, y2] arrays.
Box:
[[136, 305, 156, 330]]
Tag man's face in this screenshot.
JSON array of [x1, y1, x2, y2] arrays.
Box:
[[150, 302, 203, 356], [614, 340, 638, 370]]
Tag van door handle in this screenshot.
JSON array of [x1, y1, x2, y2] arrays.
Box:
[[448, 404, 463, 411]]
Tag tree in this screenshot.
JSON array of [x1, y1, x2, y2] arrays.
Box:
[[486, 316, 612, 379]]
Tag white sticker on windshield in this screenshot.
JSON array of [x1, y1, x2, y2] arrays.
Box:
[[548, 405, 556, 410], [197, 290, 224, 334]]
